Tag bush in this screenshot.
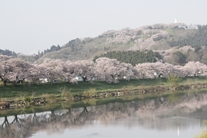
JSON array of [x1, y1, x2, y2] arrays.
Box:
[[167, 74, 180, 90], [42, 94, 56, 103], [24, 97, 32, 103], [82, 88, 96, 98], [59, 87, 73, 101]]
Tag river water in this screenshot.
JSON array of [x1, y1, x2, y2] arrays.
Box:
[[1, 91, 207, 138]]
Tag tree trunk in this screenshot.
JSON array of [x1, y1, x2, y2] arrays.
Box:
[[3, 80, 7, 86], [111, 75, 115, 80], [13, 81, 16, 86], [83, 76, 87, 82]]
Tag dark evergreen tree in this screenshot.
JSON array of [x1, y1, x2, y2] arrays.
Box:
[[93, 50, 162, 66]]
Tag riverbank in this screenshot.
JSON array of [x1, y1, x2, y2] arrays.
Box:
[[0, 77, 207, 110]]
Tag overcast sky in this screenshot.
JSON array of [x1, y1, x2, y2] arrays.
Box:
[[0, 0, 207, 54]]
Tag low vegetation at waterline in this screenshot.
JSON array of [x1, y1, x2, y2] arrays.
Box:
[[0, 77, 205, 98], [167, 73, 181, 90], [1, 77, 207, 109]]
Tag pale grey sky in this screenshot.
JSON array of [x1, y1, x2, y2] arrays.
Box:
[[0, 0, 207, 54]]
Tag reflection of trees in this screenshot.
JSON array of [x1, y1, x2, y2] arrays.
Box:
[[82, 98, 96, 106], [0, 114, 32, 138], [168, 92, 180, 104], [1, 92, 207, 138]]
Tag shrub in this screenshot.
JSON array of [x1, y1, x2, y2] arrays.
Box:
[[167, 74, 180, 90], [15, 92, 27, 102], [82, 88, 96, 98], [59, 87, 73, 101], [24, 97, 32, 103], [42, 94, 56, 103]]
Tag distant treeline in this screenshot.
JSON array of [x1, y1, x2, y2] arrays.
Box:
[[0, 49, 17, 57], [93, 50, 162, 66], [38, 45, 61, 57], [168, 25, 207, 47], [0, 45, 61, 59]]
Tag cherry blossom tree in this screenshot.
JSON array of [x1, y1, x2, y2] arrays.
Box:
[[6, 58, 35, 84], [62, 60, 77, 83], [0, 55, 12, 85], [37, 58, 65, 83], [182, 61, 207, 76], [77, 60, 96, 82], [1, 54, 207, 86], [94, 57, 135, 83], [0, 56, 35, 85], [25, 65, 42, 84], [134, 62, 186, 79], [63, 60, 95, 83]]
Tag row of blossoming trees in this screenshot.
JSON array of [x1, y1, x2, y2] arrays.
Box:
[[0, 55, 207, 86]]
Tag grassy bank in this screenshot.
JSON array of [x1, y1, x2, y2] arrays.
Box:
[[0, 77, 207, 99], [1, 87, 207, 117], [0, 76, 207, 115]]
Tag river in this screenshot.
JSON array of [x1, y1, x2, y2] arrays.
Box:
[[1, 91, 207, 138]]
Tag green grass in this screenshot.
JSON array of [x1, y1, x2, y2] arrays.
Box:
[[1, 87, 205, 117], [0, 77, 207, 99], [0, 79, 163, 98], [0, 89, 176, 117]]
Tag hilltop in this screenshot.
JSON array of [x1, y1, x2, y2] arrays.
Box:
[[1, 23, 207, 65], [37, 23, 207, 62]]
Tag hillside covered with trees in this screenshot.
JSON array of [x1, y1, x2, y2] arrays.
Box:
[[167, 25, 207, 47], [1, 23, 207, 66], [0, 49, 17, 57]]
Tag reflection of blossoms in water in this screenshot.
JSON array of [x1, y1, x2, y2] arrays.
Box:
[[79, 133, 107, 138], [1, 91, 207, 138]]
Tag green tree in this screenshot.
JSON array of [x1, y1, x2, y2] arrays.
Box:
[[93, 50, 162, 66], [172, 51, 187, 65]]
